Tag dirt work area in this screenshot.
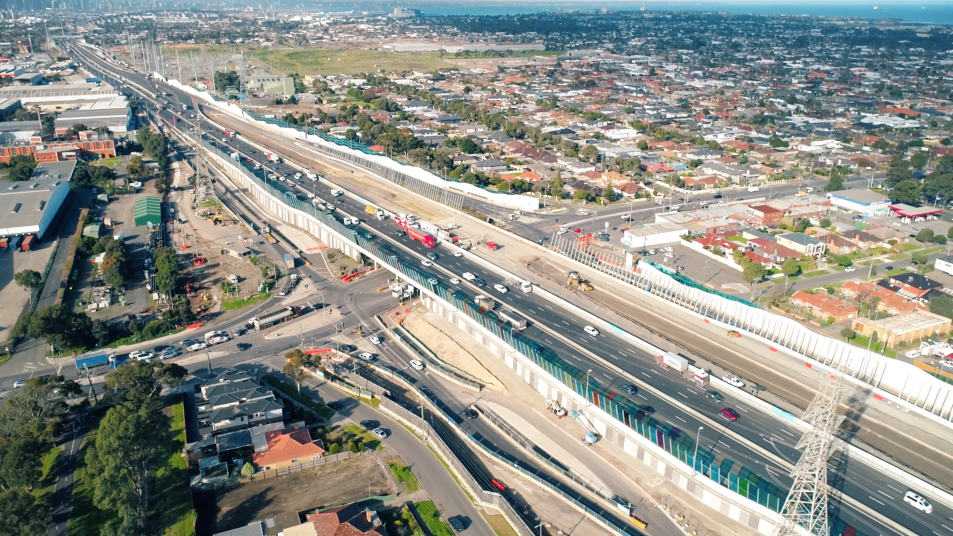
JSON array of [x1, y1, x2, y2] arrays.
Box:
[[400, 306, 505, 391], [194, 453, 393, 536]]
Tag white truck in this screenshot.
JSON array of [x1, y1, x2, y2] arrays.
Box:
[[661, 352, 690, 372], [330, 189, 343, 196], [267, 153, 281, 163]]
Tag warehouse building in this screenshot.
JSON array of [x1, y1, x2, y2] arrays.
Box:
[[134, 197, 162, 227], [0, 161, 73, 239]]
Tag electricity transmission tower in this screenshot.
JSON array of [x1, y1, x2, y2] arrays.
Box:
[[774, 369, 846, 536], [189, 118, 215, 207]]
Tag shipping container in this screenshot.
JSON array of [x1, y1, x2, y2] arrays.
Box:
[[8, 236, 22, 250], [20, 235, 34, 251]]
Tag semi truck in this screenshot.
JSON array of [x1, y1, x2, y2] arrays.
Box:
[[474, 295, 497, 311], [75, 353, 117, 371], [407, 228, 437, 248], [498, 309, 528, 330], [267, 153, 281, 163], [254, 306, 303, 331], [224, 129, 237, 137], [284, 253, 295, 269]]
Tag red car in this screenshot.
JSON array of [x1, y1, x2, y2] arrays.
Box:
[[192, 257, 207, 266], [721, 408, 739, 421]]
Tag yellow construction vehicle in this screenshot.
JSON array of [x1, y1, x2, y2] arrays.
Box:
[[567, 271, 594, 291], [210, 214, 224, 225]]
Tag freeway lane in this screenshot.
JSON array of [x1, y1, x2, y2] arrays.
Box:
[[66, 45, 938, 536]]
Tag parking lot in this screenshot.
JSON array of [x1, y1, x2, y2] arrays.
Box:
[[0, 242, 55, 345]]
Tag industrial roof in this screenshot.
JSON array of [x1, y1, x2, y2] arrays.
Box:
[[133, 196, 162, 227], [0, 83, 116, 100], [0, 161, 73, 238], [827, 189, 891, 205], [855, 310, 950, 335]]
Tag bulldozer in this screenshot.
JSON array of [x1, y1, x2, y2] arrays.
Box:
[[567, 271, 594, 291]]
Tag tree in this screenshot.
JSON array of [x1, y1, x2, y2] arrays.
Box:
[[769, 137, 789, 148], [891, 180, 922, 205], [916, 228, 935, 243], [911, 152, 928, 170], [824, 173, 844, 192], [240, 462, 255, 476], [580, 144, 600, 164], [886, 155, 912, 187], [328, 443, 341, 455], [831, 254, 853, 268], [105, 361, 187, 405], [781, 258, 800, 291], [948, 226, 953, 239], [0, 488, 49, 534], [13, 269, 42, 305], [85, 401, 174, 533], [154, 247, 180, 298], [23, 304, 94, 352], [550, 173, 564, 199], [0, 375, 81, 443], [126, 156, 147, 181], [283, 349, 309, 392], [636, 140, 648, 151], [930, 294, 953, 319], [742, 262, 766, 286], [573, 189, 594, 202], [0, 435, 44, 489], [840, 327, 856, 341], [819, 217, 832, 228], [2, 155, 37, 182]]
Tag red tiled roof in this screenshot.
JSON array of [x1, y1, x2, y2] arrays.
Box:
[[252, 429, 324, 468]]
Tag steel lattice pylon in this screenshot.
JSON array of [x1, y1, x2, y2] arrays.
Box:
[[774, 370, 845, 536]]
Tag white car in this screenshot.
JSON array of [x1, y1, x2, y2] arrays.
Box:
[[427, 278, 439, 286], [664, 252, 675, 258], [494, 284, 508, 293], [453, 251, 464, 257], [421, 260, 433, 267], [462, 272, 476, 281], [371, 428, 388, 440], [307, 192, 316, 199], [187, 342, 208, 352], [844, 267, 856, 272], [939, 360, 953, 369], [129, 350, 153, 361], [160, 348, 180, 359], [722, 374, 745, 389], [13, 380, 25, 389], [903, 490, 933, 513], [369, 336, 382, 345], [905, 349, 921, 359], [358, 352, 375, 361], [294, 172, 302, 179], [221, 137, 228, 142], [450, 277, 461, 284], [578, 211, 590, 216], [584, 325, 599, 336], [410, 360, 425, 371]]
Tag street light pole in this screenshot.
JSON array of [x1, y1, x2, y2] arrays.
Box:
[[693, 426, 704, 476], [204, 347, 212, 374], [584, 368, 592, 406]]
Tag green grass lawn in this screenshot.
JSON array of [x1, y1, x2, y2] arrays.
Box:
[[68, 439, 118, 535], [414, 501, 455, 536], [91, 157, 122, 168], [262, 374, 335, 419], [801, 270, 829, 278], [156, 400, 196, 536], [725, 235, 748, 244], [387, 459, 420, 493], [221, 292, 271, 311], [921, 246, 947, 255], [847, 334, 896, 358], [902, 243, 922, 252], [326, 424, 383, 451], [32, 446, 62, 501]]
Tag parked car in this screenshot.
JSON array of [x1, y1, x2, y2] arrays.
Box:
[[448, 517, 466, 533], [905, 349, 921, 359], [722, 374, 745, 388], [13, 380, 25, 389]]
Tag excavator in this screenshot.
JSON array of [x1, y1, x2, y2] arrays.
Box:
[[568, 271, 594, 291]]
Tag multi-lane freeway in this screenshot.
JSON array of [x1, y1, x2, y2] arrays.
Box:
[[66, 41, 952, 536]]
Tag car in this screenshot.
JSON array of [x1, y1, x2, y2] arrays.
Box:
[[358, 352, 375, 361], [13, 380, 25, 389], [327, 401, 342, 410], [450, 277, 461, 284], [722, 374, 745, 388], [578, 211, 590, 216], [706, 390, 724, 403], [427, 277, 439, 286], [713, 193, 723, 199], [664, 252, 675, 258], [721, 408, 740, 421], [939, 360, 953, 369], [851, 215, 863, 221], [462, 272, 476, 281], [885, 265, 894, 271], [494, 284, 508, 293], [620, 384, 638, 395], [369, 336, 382, 345], [903, 490, 933, 513], [187, 342, 208, 352], [192, 256, 207, 266], [473, 278, 486, 287], [584, 325, 599, 336], [453, 251, 464, 257], [844, 267, 856, 272], [237, 343, 252, 351], [371, 428, 388, 440], [135, 352, 154, 362], [676, 265, 685, 272], [410, 360, 425, 371], [448, 517, 466, 533], [395, 230, 405, 236], [640, 405, 655, 415], [427, 252, 439, 261], [221, 137, 228, 142], [905, 349, 921, 359], [160, 348, 180, 359], [153, 344, 168, 353], [360, 420, 379, 430], [421, 260, 433, 267], [462, 409, 478, 419], [661, 246, 674, 252], [647, 249, 657, 255]]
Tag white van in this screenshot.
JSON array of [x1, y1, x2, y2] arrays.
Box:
[[748, 185, 761, 192], [804, 186, 814, 193], [331, 189, 343, 196]]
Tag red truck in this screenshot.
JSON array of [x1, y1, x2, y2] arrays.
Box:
[[407, 228, 436, 248], [224, 129, 237, 137]]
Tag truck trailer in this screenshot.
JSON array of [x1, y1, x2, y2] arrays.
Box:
[[284, 254, 295, 269], [407, 228, 436, 248], [254, 306, 303, 331]]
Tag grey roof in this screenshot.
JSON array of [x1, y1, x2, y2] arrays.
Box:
[[215, 429, 253, 452], [828, 189, 891, 205], [213, 522, 265, 536], [208, 399, 282, 425], [0, 120, 39, 133], [780, 232, 821, 246], [0, 161, 74, 239], [0, 84, 117, 100], [206, 386, 273, 410], [57, 108, 128, 120]]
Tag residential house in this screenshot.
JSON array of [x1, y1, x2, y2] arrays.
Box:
[[777, 233, 826, 257], [815, 233, 858, 255], [470, 158, 509, 175], [748, 238, 802, 263], [556, 157, 596, 174], [840, 281, 922, 315], [839, 229, 887, 250], [881, 273, 943, 302], [743, 204, 784, 227], [252, 428, 325, 471], [790, 291, 858, 323], [681, 175, 728, 189], [306, 504, 386, 536]]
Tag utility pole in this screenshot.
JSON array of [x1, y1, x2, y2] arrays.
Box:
[[176, 50, 182, 82]]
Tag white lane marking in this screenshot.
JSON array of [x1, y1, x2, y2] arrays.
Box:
[[868, 496, 884, 506], [637, 394, 647, 400], [780, 429, 795, 436], [641, 372, 652, 378], [877, 490, 892, 499], [675, 416, 687, 423], [677, 392, 689, 399], [887, 485, 902, 493], [603, 373, 612, 381], [735, 407, 748, 412], [618, 351, 628, 357], [544, 305, 553, 310]]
